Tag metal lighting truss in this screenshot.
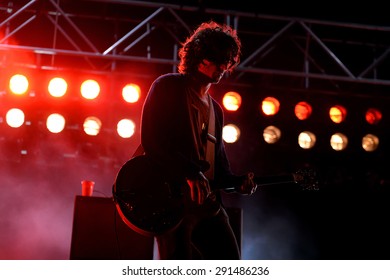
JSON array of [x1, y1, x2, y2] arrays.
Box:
[[1, 0, 390, 93]]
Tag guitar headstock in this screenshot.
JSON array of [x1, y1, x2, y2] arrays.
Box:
[[293, 168, 320, 191]]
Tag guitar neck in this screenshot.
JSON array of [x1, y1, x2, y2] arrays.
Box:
[[223, 168, 318, 192], [254, 173, 296, 187], [223, 173, 296, 192]]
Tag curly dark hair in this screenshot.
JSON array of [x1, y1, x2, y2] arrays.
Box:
[[178, 21, 242, 75]]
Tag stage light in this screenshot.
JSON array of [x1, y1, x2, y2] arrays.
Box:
[[365, 108, 382, 125], [330, 132, 348, 151], [122, 83, 141, 103], [298, 131, 316, 149], [9, 74, 29, 95], [46, 113, 66, 133], [295, 101, 312, 120], [261, 97, 280, 116], [222, 124, 240, 143], [80, 79, 100, 100], [362, 134, 379, 152], [6, 108, 25, 128], [329, 105, 347, 124], [222, 91, 242, 111], [83, 116, 102, 136], [48, 77, 68, 97], [117, 118, 135, 138], [263, 125, 281, 144]]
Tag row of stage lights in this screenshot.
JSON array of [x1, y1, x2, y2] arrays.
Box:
[[3, 73, 141, 138], [223, 93, 382, 152], [1, 73, 384, 153]]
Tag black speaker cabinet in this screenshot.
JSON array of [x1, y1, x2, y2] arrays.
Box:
[[70, 195, 243, 259], [69, 196, 155, 260]]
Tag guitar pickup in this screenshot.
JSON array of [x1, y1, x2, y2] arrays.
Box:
[[207, 133, 216, 143]]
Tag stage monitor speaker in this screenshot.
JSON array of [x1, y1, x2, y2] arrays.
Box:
[[69, 196, 154, 260]]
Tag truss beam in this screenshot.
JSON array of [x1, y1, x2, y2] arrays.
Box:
[[1, 0, 390, 91]]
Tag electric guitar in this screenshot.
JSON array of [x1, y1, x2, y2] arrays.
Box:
[[112, 155, 319, 237]]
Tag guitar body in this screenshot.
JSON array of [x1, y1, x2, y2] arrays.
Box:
[[113, 154, 319, 237], [113, 155, 185, 237]]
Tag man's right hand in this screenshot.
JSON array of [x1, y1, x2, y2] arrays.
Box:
[[235, 172, 258, 195], [186, 172, 211, 204]]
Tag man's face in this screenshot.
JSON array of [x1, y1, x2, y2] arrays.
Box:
[[198, 59, 230, 84]]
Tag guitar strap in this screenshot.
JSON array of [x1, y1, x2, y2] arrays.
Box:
[[204, 95, 216, 180]]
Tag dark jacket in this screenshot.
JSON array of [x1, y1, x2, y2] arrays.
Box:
[[141, 73, 244, 191]]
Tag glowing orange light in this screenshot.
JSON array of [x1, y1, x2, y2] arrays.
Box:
[[263, 125, 281, 144], [80, 79, 100, 100], [117, 119, 135, 138], [222, 124, 240, 143], [122, 83, 141, 103], [298, 131, 316, 149], [9, 74, 29, 95], [362, 134, 379, 152], [46, 113, 66, 133], [295, 101, 312, 120], [6, 108, 25, 128], [222, 91, 242, 111], [48, 77, 68, 97], [83, 116, 102, 136], [261, 97, 280, 116], [329, 105, 347, 124], [330, 132, 348, 151], [365, 108, 382, 125]]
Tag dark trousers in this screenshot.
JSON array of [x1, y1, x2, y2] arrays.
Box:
[[155, 200, 240, 260]]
